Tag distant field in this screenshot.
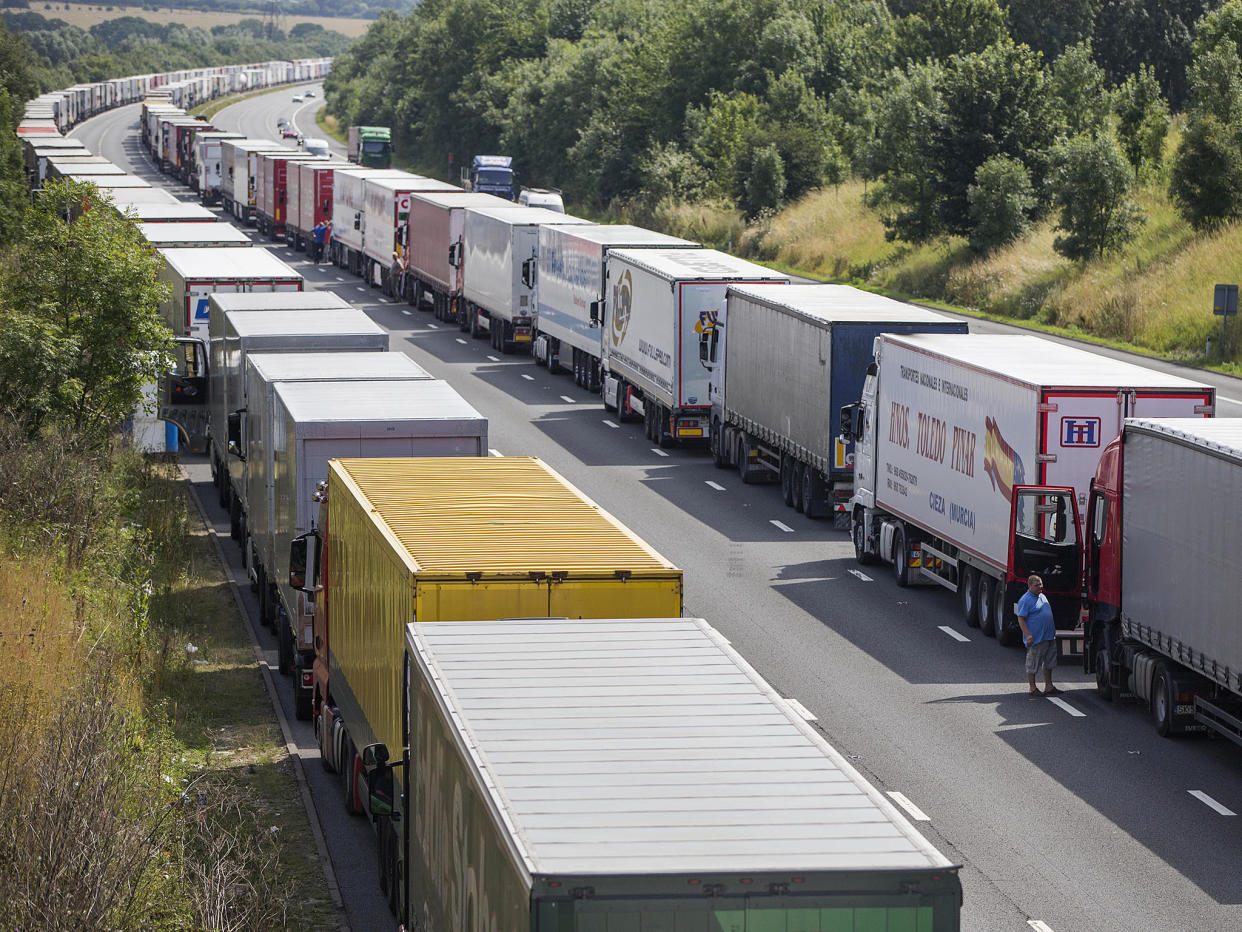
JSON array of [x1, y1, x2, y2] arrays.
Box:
[[30, 2, 375, 37]]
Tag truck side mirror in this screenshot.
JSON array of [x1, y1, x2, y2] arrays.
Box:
[[353, 212, 360, 231], [226, 409, 245, 460], [520, 257, 534, 289], [448, 242, 461, 268], [288, 530, 321, 593], [839, 404, 856, 443], [589, 300, 602, 326], [362, 742, 399, 818]]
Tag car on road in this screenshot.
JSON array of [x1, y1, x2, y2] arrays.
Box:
[[292, 95, 303, 103], [282, 126, 298, 138], [305, 90, 316, 97]]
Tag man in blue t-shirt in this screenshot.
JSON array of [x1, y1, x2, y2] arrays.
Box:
[[1016, 574, 1058, 697]]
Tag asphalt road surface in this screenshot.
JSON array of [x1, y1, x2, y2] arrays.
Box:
[[74, 88, 1242, 932]]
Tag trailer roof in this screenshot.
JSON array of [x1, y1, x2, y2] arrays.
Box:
[[106, 188, 181, 205], [409, 616, 956, 875], [276, 378, 484, 424], [542, 224, 699, 249], [247, 351, 430, 383], [29, 139, 88, 150], [364, 174, 460, 194], [139, 223, 252, 246], [224, 308, 383, 339], [210, 291, 350, 313], [53, 163, 126, 175], [1126, 418, 1242, 459], [159, 246, 301, 279], [887, 334, 1213, 390], [465, 204, 593, 227], [71, 175, 152, 188], [333, 457, 679, 574], [121, 203, 218, 221], [730, 283, 963, 325], [608, 247, 790, 283], [410, 191, 512, 210]]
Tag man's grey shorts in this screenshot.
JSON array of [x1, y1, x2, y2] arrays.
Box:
[[1026, 639, 1058, 674]]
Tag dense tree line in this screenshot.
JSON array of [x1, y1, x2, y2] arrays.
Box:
[[326, 0, 1242, 261], [7, 0, 407, 22], [2, 9, 351, 88]]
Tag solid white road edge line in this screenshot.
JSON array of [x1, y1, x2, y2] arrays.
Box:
[[886, 791, 929, 822]]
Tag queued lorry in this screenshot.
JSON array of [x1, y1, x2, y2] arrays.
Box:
[[286, 159, 349, 250], [361, 174, 458, 295], [156, 246, 303, 339], [139, 222, 251, 249], [600, 248, 788, 446], [458, 205, 592, 351], [328, 167, 409, 275], [533, 224, 698, 388], [376, 615, 964, 930], [238, 361, 486, 718], [255, 150, 327, 240], [221, 138, 288, 222], [710, 285, 965, 523], [400, 190, 510, 320], [461, 153, 515, 199], [286, 456, 686, 917], [840, 334, 1214, 646], [346, 125, 392, 168], [192, 131, 243, 202], [1083, 418, 1242, 744]]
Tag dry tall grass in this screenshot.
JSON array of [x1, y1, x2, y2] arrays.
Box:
[[36, 2, 371, 37]]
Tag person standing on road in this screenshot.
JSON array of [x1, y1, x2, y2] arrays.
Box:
[[1017, 574, 1058, 697], [311, 220, 327, 263]]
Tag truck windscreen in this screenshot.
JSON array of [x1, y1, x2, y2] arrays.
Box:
[[477, 169, 512, 185], [362, 141, 389, 154]]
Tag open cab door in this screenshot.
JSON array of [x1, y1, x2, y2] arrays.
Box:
[[1008, 485, 1083, 604], [157, 337, 209, 453]]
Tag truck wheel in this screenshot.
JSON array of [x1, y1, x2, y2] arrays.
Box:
[[295, 691, 312, 722], [342, 738, 360, 815], [656, 408, 676, 448], [737, 434, 757, 484], [317, 706, 335, 772], [780, 457, 794, 505], [277, 616, 293, 675], [1095, 649, 1113, 701], [994, 584, 1020, 646], [712, 422, 729, 468], [960, 566, 980, 627], [1152, 666, 1174, 737], [977, 574, 997, 636], [229, 497, 241, 541], [853, 513, 876, 565], [892, 527, 911, 587]]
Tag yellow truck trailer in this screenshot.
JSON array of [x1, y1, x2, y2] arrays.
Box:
[[288, 456, 682, 910]]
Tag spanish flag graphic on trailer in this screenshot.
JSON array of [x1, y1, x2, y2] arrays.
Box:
[[983, 416, 1025, 501]]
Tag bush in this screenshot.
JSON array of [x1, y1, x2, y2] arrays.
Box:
[[967, 155, 1035, 253], [743, 143, 786, 217], [1170, 115, 1242, 229], [1051, 134, 1145, 260]]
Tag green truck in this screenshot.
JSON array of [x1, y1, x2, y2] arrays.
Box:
[[346, 125, 392, 169]]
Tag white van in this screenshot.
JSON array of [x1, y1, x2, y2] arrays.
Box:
[[517, 187, 564, 212]]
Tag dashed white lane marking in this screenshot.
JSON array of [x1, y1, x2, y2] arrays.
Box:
[[706, 481, 726, 491], [1189, 790, 1236, 816], [335, 276, 344, 282], [784, 698, 817, 722], [521, 374, 534, 381], [427, 323, 439, 329], [560, 395, 575, 404], [455, 338, 467, 345], [355, 286, 366, 292], [938, 626, 970, 642], [886, 791, 930, 822], [488, 448, 502, 457], [487, 355, 500, 362], [1048, 696, 1085, 717], [378, 297, 391, 303], [651, 448, 668, 457], [603, 420, 619, 429], [401, 309, 411, 316], [1028, 921, 1057, 932], [770, 520, 794, 533], [848, 569, 873, 582]]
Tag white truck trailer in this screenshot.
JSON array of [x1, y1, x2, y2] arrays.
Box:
[[459, 204, 592, 352], [400, 190, 509, 320], [190, 130, 242, 200], [204, 299, 387, 541], [361, 174, 459, 295], [220, 138, 287, 222], [139, 222, 251, 249], [712, 284, 966, 523], [600, 248, 788, 446], [842, 333, 1215, 646], [156, 246, 303, 339], [534, 224, 698, 388], [1084, 419, 1242, 744], [373, 616, 963, 930], [328, 167, 410, 275]]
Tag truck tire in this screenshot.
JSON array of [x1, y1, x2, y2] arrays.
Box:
[[960, 566, 980, 628], [994, 584, 1020, 646], [892, 527, 911, 587], [801, 466, 820, 517], [712, 421, 729, 468], [277, 614, 293, 675], [853, 512, 876, 565], [342, 737, 360, 815], [1151, 665, 1174, 737], [657, 408, 676, 448], [737, 434, 758, 484], [977, 574, 997, 636], [791, 462, 805, 511], [781, 457, 795, 505], [1095, 649, 1113, 701], [295, 691, 312, 722]]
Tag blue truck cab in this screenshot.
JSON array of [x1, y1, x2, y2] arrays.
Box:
[[468, 155, 514, 199]]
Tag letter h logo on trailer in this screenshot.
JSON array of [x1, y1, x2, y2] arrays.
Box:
[[1060, 417, 1100, 448]]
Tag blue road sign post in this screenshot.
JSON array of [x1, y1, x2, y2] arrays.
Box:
[[1213, 283, 1238, 359]]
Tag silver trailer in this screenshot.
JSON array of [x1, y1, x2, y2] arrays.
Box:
[[120, 201, 218, 223], [221, 138, 287, 222], [384, 616, 962, 931], [156, 246, 302, 339], [139, 222, 252, 248], [1085, 418, 1242, 744], [459, 205, 591, 353], [205, 300, 387, 539], [533, 224, 697, 388], [329, 167, 409, 276], [601, 248, 788, 446], [712, 284, 965, 523]]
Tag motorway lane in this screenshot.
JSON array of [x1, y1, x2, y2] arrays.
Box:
[[76, 99, 1242, 932]]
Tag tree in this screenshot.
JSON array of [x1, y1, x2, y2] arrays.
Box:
[[893, 0, 1008, 63], [0, 89, 27, 246], [1113, 64, 1169, 179], [1049, 41, 1109, 138], [1169, 115, 1242, 229], [1185, 37, 1242, 123], [1002, 0, 1098, 58], [742, 143, 786, 216], [0, 181, 173, 442], [967, 154, 1034, 253], [1050, 134, 1145, 260], [1091, 0, 1212, 110]]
